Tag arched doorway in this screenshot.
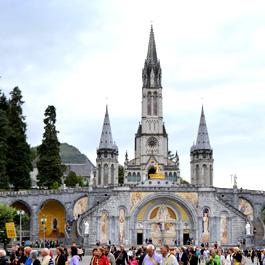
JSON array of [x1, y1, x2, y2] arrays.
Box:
[[132, 194, 197, 246], [11, 201, 31, 240], [38, 200, 65, 240]]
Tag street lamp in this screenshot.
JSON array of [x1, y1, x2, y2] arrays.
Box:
[[41, 216, 47, 247], [17, 210, 25, 246]]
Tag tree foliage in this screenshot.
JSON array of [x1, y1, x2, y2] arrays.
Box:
[[0, 92, 10, 189], [37, 105, 63, 189], [118, 165, 124, 184], [0, 204, 29, 246], [65, 171, 84, 187], [6, 87, 32, 190]]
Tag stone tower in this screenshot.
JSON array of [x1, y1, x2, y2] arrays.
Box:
[[124, 26, 180, 183], [190, 106, 213, 186], [96, 106, 119, 187]]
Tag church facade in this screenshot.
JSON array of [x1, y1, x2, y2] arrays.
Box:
[[77, 27, 265, 247]]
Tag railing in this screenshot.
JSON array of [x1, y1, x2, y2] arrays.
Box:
[[77, 194, 111, 240], [0, 187, 89, 197], [216, 196, 247, 219]]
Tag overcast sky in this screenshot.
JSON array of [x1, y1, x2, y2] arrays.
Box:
[[1, 0, 265, 190]]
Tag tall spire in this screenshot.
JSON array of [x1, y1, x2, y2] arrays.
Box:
[[194, 106, 211, 150], [142, 25, 161, 88], [99, 105, 114, 149], [146, 25, 157, 63]]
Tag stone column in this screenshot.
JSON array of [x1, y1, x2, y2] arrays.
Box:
[[30, 204, 39, 242]]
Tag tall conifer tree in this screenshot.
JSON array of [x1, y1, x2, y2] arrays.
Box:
[[37, 105, 63, 189], [0, 92, 10, 188], [6, 87, 32, 190]]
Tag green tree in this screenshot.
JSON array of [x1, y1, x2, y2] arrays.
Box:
[[0, 204, 28, 246], [6, 87, 32, 190], [0, 110, 10, 189], [118, 165, 124, 184], [0, 92, 10, 189], [37, 105, 63, 189], [64, 171, 84, 187]]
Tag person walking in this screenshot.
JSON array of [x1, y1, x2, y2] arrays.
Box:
[[40, 248, 53, 265], [97, 248, 109, 265], [0, 250, 8, 265], [104, 245, 116, 265], [24, 247, 32, 265], [160, 245, 178, 265], [69, 247, 80, 265], [115, 246, 129, 265], [55, 247, 66, 265], [31, 250, 41, 265], [142, 245, 161, 265]]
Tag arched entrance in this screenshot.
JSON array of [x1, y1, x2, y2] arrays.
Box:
[[132, 194, 197, 246], [38, 200, 65, 240], [11, 201, 31, 240]]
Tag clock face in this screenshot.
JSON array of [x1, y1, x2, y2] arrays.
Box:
[[147, 137, 158, 148]]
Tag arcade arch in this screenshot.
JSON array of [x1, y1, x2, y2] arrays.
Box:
[[131, 194, 197, 246], [11, 200, 31, 240], [38, 200, 66, 240]]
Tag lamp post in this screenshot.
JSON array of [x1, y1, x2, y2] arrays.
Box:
[[17, 210, 25, 246], [41, 216, 47, 247], [253, 227, 257, 247]]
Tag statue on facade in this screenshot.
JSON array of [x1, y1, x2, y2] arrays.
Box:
[[245, 222, 251, 235], [202, 211, 209, 233], [84, 221, 89, 235]]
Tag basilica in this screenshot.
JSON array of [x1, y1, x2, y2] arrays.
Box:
[[1, 26, 264, 248], [77, 26, 265, 247]]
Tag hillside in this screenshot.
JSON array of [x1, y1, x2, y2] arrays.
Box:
[[31, 143, 92, 164], [60, 143, 89, 164]]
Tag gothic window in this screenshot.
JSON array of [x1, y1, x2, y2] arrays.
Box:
[[98, 165, 102, 185], [136, 172, 141, 182], [173, 172, 177, 182], [169, 172, 173, 181], [104, 164, 108, 185], [153, 92, 158, 116], [195, 165, 200, 179], [147, 92, 151, 115], [202, 164, 207, 177], [128, 172, 132, 182], [111, 164, 115, 184]]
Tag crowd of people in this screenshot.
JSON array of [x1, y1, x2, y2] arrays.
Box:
[[0, 243, 265, 265], [0, 243, 84, 265], [90, 244, 265, 265]]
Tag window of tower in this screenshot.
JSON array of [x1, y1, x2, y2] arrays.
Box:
[[153, 92, 158, 116], [98, 165, 102, 185], [111, 164, 115, 184], [195, 165, 200, 179], [137, 172, 141, 182], [147, 92, 151, 115], [104, 164, 108, 185], [173, 172, 177, 182]]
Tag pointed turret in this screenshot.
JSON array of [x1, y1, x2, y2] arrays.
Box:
[[146, 25, 157, 64], [142, 25, 162, 88], [190, 106, 214, 186], [96, 105, 119, 187], [99, 105, 115, 149], [193, 106, 211, 150]]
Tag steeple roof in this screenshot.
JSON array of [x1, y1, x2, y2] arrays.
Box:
[[146, 25, 158, 64], [192, 106, 211, 151], [99, 105, 116, 150]]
